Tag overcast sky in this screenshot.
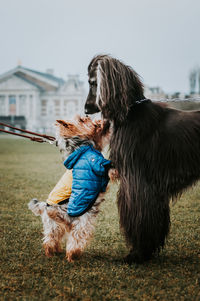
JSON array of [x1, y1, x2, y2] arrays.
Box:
[[0, 0, 200, 94]]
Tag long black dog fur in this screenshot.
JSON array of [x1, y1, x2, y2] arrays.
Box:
[[85, 54, 200, 263]]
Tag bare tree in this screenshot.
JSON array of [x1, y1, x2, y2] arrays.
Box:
[[189, 69, 197, 94]]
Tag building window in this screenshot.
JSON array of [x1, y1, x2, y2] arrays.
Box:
[[0, 95, 6, 115], [67, 100, 76, 117], [41, 99, 47, 116], [63, 99, 78, 118], [9, 95, 16, 115], [54, 99, 60, 116], [63, 100, 68, 116], [19, 95, 27, 116]]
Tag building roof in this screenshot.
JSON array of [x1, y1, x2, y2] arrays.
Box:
[[0, 65, 66, 92], [23, 67, 65, 86]]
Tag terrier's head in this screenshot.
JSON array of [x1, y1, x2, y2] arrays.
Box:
[[55, 115, 110, 159]]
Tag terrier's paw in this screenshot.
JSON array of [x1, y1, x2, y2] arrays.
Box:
[[28, 198, 38, 210], [28, 199, 46, 216], [30, 198, 39, 205], [67, 249, 82, 262], [108, 168, 119, 182]]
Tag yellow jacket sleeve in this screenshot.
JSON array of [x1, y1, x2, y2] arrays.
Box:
[[46, 169, 72, 205]]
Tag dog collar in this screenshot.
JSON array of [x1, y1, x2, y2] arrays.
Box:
[[135, 99, 150, 105]]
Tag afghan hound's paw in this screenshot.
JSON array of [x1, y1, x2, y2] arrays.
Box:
[[123, 251, 152, 265], [28, 199, 46, 216], [108, 168, 119, 182]]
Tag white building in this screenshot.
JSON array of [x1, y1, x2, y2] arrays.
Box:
[[0, 66, 86, 133]]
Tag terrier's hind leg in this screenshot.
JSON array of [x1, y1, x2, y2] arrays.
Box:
[[42, 210, 66, 257], [66, 214, 96, 262]]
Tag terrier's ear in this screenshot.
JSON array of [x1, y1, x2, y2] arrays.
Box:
[[56, 120, 68, 127], [55, 120, 79, 137], [74, 115, 81, 122], [94, 119, 102, 127], [78, 117, 85, 123]]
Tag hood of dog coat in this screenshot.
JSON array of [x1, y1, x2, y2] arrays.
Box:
[[64, 144, 111, 176], [64, 145, 93, 169]]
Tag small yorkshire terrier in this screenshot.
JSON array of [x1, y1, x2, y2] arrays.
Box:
[[28, 116, 112, 262]]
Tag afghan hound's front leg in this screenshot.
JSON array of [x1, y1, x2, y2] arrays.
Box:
[[118, 185, 171, 264], [66, 213, 96, 262]]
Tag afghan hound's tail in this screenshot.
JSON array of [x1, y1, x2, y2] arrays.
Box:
[[118, 178, 170, 263]]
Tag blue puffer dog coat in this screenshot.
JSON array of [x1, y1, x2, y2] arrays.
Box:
[[64, 144, 111, 217]]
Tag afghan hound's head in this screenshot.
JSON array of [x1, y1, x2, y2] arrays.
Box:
[[55, 115, 110, 158], [84, 55, 144, 123]]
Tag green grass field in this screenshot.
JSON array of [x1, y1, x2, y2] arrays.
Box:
[[0, 136, 199, 300]]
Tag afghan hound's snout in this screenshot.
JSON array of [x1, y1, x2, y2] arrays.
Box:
[[84, 98, 100, 115]]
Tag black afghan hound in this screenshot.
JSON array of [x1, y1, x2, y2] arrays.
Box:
[[84, 54, 200, 264]]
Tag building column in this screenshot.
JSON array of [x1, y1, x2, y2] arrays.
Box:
[[60, 97, 64, 119], [5, 94, 9, 116], [16, 94, 20, 116], [33, 92, 39, 130], [26, 94, 33, 129], [27, 94, 30, 118], [30, 92, 40, 131]]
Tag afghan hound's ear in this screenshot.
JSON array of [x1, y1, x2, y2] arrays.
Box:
[[96, 55, 144, 123], [97, 58, 128, 123]]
